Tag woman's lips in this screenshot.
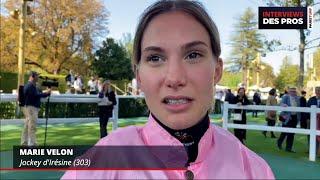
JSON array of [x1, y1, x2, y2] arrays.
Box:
[[162, 96, 194, 112]]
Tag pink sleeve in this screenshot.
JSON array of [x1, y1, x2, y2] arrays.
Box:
[[61, 170, 77, 179], [241, 146, 275, 179]]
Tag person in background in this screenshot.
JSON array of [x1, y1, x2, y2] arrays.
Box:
[[97, 80, 117, 138], [277, 86, 300, 153], [263, 88, 277, 138], [74, 75, 83, 94], [21, 71, 51, 146], [252, 91, 261, 117], [131, 78, 138, 95], [224, 89, 235, 104], [65, 69, 75, 88], [233, 87, 250, 144], [300, 90, 308, 129], [224, 89, 235, 119], [87, 76, 98, 94], [215, 90, 224, 114], [280, 89, 288, 98], [307, 86, 320, 156], [97, 78, 104, 92]]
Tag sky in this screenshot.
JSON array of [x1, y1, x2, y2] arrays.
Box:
[[103, 0, 320, 74]]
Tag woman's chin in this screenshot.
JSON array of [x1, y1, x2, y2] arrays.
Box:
[[163, 113, 199, 130]]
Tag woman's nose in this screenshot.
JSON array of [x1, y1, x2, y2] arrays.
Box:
[[164, 59, 187, 90]]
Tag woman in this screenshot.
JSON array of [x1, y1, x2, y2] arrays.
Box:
[[263, 88, 278, 138], [97, 80, 117, 138], [62, 0, 274, 179], [233, 87, 250, 144]]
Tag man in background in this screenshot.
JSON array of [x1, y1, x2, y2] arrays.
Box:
[[74, 75, 84, 94], [300, 90, 308, 129], [65, 70, 75, 87], [307, 86, 320, 156], [224, 89, 235, 104], [277, 86, 300, 153], [87, 76, 98, 94], [21, 71, 51, 146], [252, 91, 261, 117]]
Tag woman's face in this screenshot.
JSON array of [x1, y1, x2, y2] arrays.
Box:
[[137, 11, 222, 129], [238, 89, 245, 97]]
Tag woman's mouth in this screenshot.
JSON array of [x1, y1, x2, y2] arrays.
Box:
[[162, 96, 194, 112]]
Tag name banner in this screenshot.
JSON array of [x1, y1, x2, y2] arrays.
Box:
[[258, 7, 313, 29], [13, 146, 188, 170]]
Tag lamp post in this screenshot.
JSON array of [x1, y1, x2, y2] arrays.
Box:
[[16, 0, 33, 91]]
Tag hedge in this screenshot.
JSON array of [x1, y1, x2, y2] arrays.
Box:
[[0, 98, 149, 119]]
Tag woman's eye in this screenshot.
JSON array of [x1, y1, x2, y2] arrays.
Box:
[[146, 55, 164, 63], [185, 52, 202, 63]]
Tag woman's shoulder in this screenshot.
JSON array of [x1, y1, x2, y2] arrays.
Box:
[[95, 126, 144, 146], [210, 125, 274, 179]]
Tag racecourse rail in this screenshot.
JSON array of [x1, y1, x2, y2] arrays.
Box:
[[1, 93, 319, 161]]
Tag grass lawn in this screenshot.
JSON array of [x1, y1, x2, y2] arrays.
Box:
[[1, 114, 319, 162], [1, 114, 320, 179]]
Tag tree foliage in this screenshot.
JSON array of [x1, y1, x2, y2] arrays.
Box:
[[119, 33, 133, 60], [219, 71, 243, 89], [1, 0, 109, 74], [228, 8, 264, 87], [92, 38, 134, 80], [229, 8, 264, 70], [251, 62, 276, 87], [306, 48, 320, 81], [313, 48, 320, 80], [274, 56, 300, 91]]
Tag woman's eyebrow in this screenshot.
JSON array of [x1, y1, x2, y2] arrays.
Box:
[[143, 46, 165, 53], [142, 41, 208, 53], [182, 41, 208, 50]]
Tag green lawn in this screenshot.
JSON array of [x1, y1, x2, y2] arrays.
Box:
[[1, 114, 320, 179], [0, 117, 147, 151], [0, 114, 318, 162]]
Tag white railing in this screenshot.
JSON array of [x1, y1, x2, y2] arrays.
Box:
[[222, 102, 320, 162], [0, 93, 145, 130], [2, 93, 319, 161]]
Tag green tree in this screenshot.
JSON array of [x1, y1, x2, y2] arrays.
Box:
[[1, 0, 109, 74], [312, 48, 320, 80], [92, 38, 134, 80], [275, 56, 300, 91], [265, 0, 320, 88], [251, 62, 276, 87], [119, 33, 133, 60], [229, 7, 264, 87], [306, 48, 320, 81], [220, 71, 243, 89]]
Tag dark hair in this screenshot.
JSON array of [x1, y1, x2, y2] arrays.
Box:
[[29, 71, 38, 78], [237, 87, 246, 94], [269, 88, 276, 96], [132, 0, 221, 72], [301, 90, 306, 95]]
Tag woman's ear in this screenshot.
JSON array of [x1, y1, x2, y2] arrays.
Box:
[[136, 66, 141, 89], [214, 57, 223, 84]]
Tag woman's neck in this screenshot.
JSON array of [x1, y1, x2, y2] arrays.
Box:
[[152, 113, 210, 163]]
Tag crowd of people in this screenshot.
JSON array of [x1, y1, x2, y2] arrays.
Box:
[[224, 86, 320, 155], [65, 70, 118, 138], [65, 70, 104, 95], [19, 69, 119, 146]]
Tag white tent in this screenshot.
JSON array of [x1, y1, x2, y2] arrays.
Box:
[[215, 84, 229, 90]]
